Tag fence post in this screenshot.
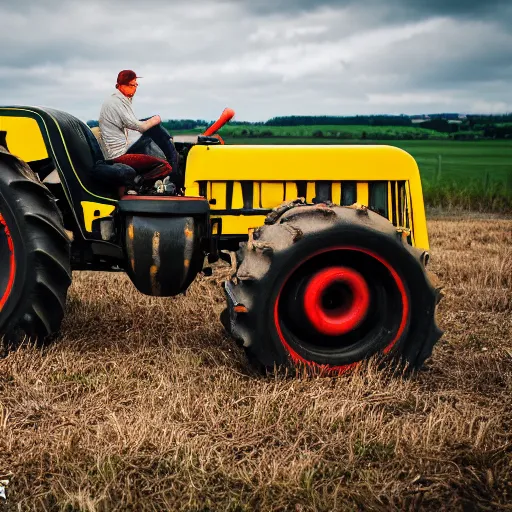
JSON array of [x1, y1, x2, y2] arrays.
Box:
[[484, 172, 490, 194]]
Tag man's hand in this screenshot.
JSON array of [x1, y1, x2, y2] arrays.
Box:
[[141, 115, 161, 132]]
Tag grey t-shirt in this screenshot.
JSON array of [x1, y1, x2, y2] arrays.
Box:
[[98, 89, 145, 159]]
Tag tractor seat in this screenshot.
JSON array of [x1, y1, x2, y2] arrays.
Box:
[[31, 107, 137, 199], [89, 125, 104, 148]]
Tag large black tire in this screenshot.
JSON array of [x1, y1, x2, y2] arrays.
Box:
[[0, 150, 72, 346], [222, 201, 443, 375]]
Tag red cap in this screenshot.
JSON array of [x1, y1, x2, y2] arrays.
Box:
[[116, 70, 142, 86]]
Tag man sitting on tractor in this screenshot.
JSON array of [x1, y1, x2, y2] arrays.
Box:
[[98, 70, 180, 188]]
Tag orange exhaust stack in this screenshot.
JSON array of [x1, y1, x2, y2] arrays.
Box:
[[203, 108, 235, 136]]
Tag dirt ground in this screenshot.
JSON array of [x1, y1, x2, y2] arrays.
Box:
[[1, 216, 511, 511]]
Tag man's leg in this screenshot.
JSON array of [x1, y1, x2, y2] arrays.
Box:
[[143, 124, 179, 176], [129, 120, 179, 172], [113, 154, 172, 181], [127, 123, 181, 186], [126, 134, 164, 158]]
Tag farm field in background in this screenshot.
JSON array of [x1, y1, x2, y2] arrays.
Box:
[[219, 138, 512, 186], [217, 137, 512, 212], [165, 122, 512, 211], [220, 124, 451, 139], [1, 216, 511, 510]]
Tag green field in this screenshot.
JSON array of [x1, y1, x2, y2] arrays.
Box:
[[171, 121, 512, 211], [220, 137, 512, 184], [217, 137, 512, 212], [220, 124, 449, 140], [176, 124, 450, 140]]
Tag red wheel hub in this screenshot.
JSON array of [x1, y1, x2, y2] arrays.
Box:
[[303, 266, 370, 336], [0, 213, 16, 311]]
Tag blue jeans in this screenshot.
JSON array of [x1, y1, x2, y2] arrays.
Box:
[[127, 122, 179, 178]]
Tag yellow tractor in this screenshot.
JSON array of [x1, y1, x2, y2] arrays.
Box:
[[0, 106, 442, 374]]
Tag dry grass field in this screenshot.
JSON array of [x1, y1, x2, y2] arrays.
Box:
[[1, 215, 511, 511]]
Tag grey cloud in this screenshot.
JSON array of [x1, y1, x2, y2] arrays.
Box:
[[348, 20, 512, 91], [235, 0, 511, 20], [235, 0, 512, 38], [1, 0, 511, 119]]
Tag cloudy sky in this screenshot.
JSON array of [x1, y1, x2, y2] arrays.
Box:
[[1, 0, 511, 122]]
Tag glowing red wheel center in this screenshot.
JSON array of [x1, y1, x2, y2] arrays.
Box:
[[0, 213, 16, 311], [303, 266, 370, 336]]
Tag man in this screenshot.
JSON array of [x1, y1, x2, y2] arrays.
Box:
[[98, 70, 180, 185]]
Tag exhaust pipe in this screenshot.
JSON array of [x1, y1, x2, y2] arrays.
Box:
[[203, 108, 235, 136]]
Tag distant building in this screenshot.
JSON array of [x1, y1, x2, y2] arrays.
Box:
[[411, 115, 430, 124], [410, 113, 465, 124]]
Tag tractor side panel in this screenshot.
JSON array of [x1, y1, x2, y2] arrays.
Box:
[[184, 145, 429, 250], [0, 116, 48, 162]]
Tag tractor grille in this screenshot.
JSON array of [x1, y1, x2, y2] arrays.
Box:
[[199, 179, 415, 245]]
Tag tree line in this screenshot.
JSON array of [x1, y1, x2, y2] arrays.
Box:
[[87, 113, 512, 139], [265, 115, 412, 126]]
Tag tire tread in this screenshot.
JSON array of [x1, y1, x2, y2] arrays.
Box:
[[0, 156, 71, 345]]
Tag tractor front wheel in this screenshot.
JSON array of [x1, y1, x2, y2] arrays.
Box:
[[222, 201, 443, 375]]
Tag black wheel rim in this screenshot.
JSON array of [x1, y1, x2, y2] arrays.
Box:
[[273, 246, 410, 373]]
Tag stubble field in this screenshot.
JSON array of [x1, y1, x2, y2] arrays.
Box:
[[1, 215, 511, 511]]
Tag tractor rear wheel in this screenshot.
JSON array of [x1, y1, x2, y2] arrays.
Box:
[[222, 201, 443, 375], [0, 153, 71, 347]]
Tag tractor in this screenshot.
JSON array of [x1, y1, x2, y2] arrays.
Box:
[[0, 106, 443, 374]]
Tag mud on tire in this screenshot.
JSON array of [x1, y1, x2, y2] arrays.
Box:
[[222, 201, 443, 375], [0, 149, 71, 347]]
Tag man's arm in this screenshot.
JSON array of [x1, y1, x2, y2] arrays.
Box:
[[138, 115, 162, 132], [116, 99, 161, 133]]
